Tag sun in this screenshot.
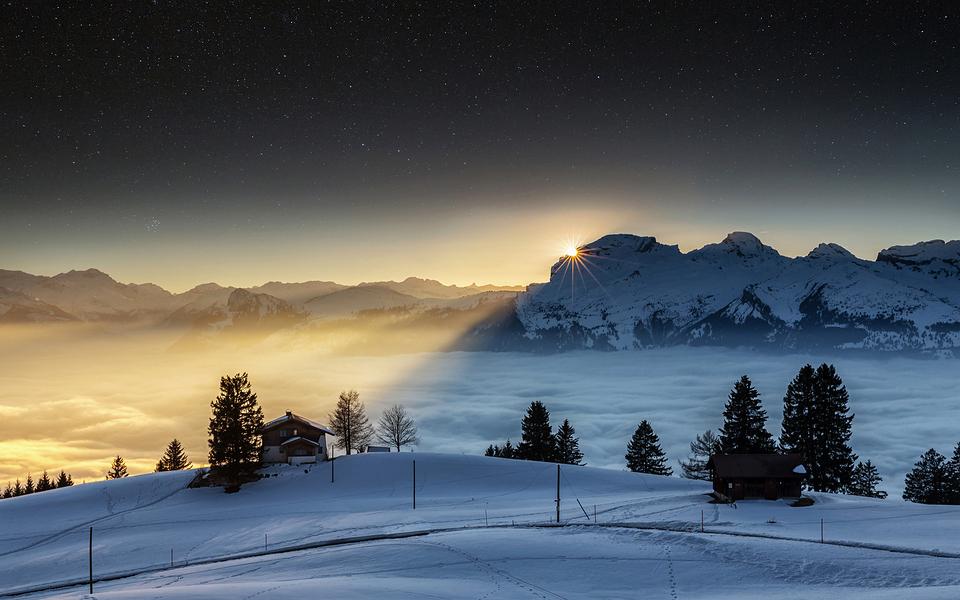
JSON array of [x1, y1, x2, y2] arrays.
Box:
[[564, 245, 579, 258]]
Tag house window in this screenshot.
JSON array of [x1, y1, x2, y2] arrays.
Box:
[[279, 429, 289, 437]]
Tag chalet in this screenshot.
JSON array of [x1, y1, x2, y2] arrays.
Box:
[[261, 411, 336, 465], [708, 454, 806, 501]]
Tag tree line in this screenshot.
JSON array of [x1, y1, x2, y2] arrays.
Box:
[[485, 401, 584, 465], [483, 363, 897, 501], [2, 469, 74, 498]]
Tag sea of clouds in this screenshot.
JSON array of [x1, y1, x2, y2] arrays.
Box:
[[1, 325, 956, 496]]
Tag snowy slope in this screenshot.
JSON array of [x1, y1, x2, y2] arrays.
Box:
[[509, 233, 960, 354], [3, 453, 960, 598]]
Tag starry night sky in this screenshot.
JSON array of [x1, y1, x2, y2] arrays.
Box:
[[2, 2, 959, 288]]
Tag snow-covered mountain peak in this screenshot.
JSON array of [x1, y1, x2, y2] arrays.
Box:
[[691, 231, 782, 262], [877, 239, 960, 266], [806, 243, 857, 261]]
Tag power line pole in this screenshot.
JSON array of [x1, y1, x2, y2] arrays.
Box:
[[412, 459, 417, 510], [555, 464, 560, 524], [88, 526, 93, 595], [330, 454, 335, 483]]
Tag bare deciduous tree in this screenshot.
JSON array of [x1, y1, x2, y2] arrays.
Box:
[[375, 404, 419, 451]]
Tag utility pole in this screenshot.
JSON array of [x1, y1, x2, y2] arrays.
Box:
[[330, 455, 335, 483], [412, 459, 417, 509], [701, 510, 704, 533], [820, 518, 824, 543], [88, 527, 93, 595], [555, 464, 560, 524]]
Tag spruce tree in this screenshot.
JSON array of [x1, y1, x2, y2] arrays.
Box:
[[779, 364, 817, 463], [157, 439, 192, 472], [36, 471, 52, 492], [500, 439, 516, 458], [679, 430, 721, 480], [24, 473, 35, 494], [946, 442, 960, 504], [106, 455, 129, 479], [809, 364, 857, 493], [13, 480, 23, 496], [903, 449, 949, 504], [328, 390, 373, 455], [554, 419, 584, 465], [55, 470, 73, 488], [208, 372, 264, 487], [516, 401, 556, 462], [846, 460, 887, 499], [625, 420, 672, 475], [718, 376, 775, 454], [484, 444, 499, 457], [2, 483, 11, 499]]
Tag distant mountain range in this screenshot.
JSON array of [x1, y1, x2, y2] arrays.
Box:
[[0, 269, 523, 329], [5, 233, 959, 356], [466, 233, 960, 356]]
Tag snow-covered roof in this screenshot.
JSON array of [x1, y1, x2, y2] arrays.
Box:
[[262, 411, 336, 436], [280, 436, 320, 447]]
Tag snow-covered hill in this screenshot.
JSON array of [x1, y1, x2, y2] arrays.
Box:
[[2, 453, 959, 599], [506, 233, 960, 354]]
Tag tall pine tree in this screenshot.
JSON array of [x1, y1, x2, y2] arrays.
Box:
[[24, 473, 35, 494], [36, 471, 52, 492], [554, 419, 584, 465], [846, 460, 887, 499], [625, 420, 672, 475], [903, 449, 949, 504], [779, 364, 817, 462], [718, 376, 775, 454], [516, 401, 556, 462], [156, 439, 192, 471], [810, 364, 857, 492], [679, 430, 721, 480], [208, 373, 264, 488], [945, 442, 960, 504]]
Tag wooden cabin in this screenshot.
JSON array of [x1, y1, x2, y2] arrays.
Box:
[[261, 411, 335, 465], [708, 454, 806, 501]]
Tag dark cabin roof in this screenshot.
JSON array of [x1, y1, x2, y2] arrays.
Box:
[[262, 411, 335, 436], [708, 454, 806, 479]]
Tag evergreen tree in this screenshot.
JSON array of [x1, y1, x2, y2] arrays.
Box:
[[1, 483, 11, 499], [846, 460, 887, 499], [484, 439, 517, 458], [625, 420, 672, 475], [809, 364, 857, 493], [36, 471, 52, 492], [554, 419, 584, 465], [903, 449, 949, 504], [24, 473, 35, 494], [779, 364, 817, 462], [208, 373, 264, 488], [328, 389, 373, 454], [13, 480, 23, 496], [375, 404, 419, 451], [718, 376, 775, 454], [156, 439, 192, 471], [516, 401, 556, 462], [55, 470, 73, 488], [679, 430, 721, 480], [106, 455, 129, 479], [946, 442, 960, 504]]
